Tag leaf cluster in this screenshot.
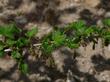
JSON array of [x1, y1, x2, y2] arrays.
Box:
[[0, 18, 110, 74], [42, 19, 110, 54], [0, 23, 38, 74]]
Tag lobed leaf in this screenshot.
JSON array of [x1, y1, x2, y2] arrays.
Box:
[[69, 20, 86, 30], [19, 63, 28, 74], [0, 23, 21, 39], [6, 39, 16, 46], [65, 38, 79, 48], [26, 27, 38, 38], [16, 37, 29, 47], [42, 38, 54, 54], [52, 30, 66, 47], [102, 18, 110, 27], [11, 51, 22, 59]]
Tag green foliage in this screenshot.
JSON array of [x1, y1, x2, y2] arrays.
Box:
[[69, 20, 86, 30], [6, 39, 16, 46], [101, 29, 110, 45], [0, 23, 38, 74], [16, 37, 29, 47], [11, 51, 22, 59], [52, 30, 66, 47], [19, 62, 28, 74], [0, 50, 5, 57], [84, 27, 94, 36], [41, 19, 110, 54], [26, 27, 38, 38], [0, 23, 21, 39], [0, 18, 110, 74], [0, 41, 5, 51], [42, 38, 54, 54], [102, 18, 110, 27], [65, 38, 79, 49]]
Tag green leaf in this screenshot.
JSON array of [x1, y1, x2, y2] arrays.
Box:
[[0, 23, 21, 39], [11, 51, 22, 59], [52, 30, 66, 46], [19, 63, 28, 74], [0, 41, 4, 51], [16, 37, 29, 47], [102, 18, 110, 27], [69, 20, 86, 30], [6, 39, 16, 46], [0, 50, 5, 57], [42, 39, 54, 54], [26, 28, 38, 38], [104, 35, 110, 39], [84, 27, 94, 36], [103, 32, 110, 40], [65, 38, 79, 48]]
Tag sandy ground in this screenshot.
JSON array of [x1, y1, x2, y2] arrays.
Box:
[[0, 0, 110, 82]]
